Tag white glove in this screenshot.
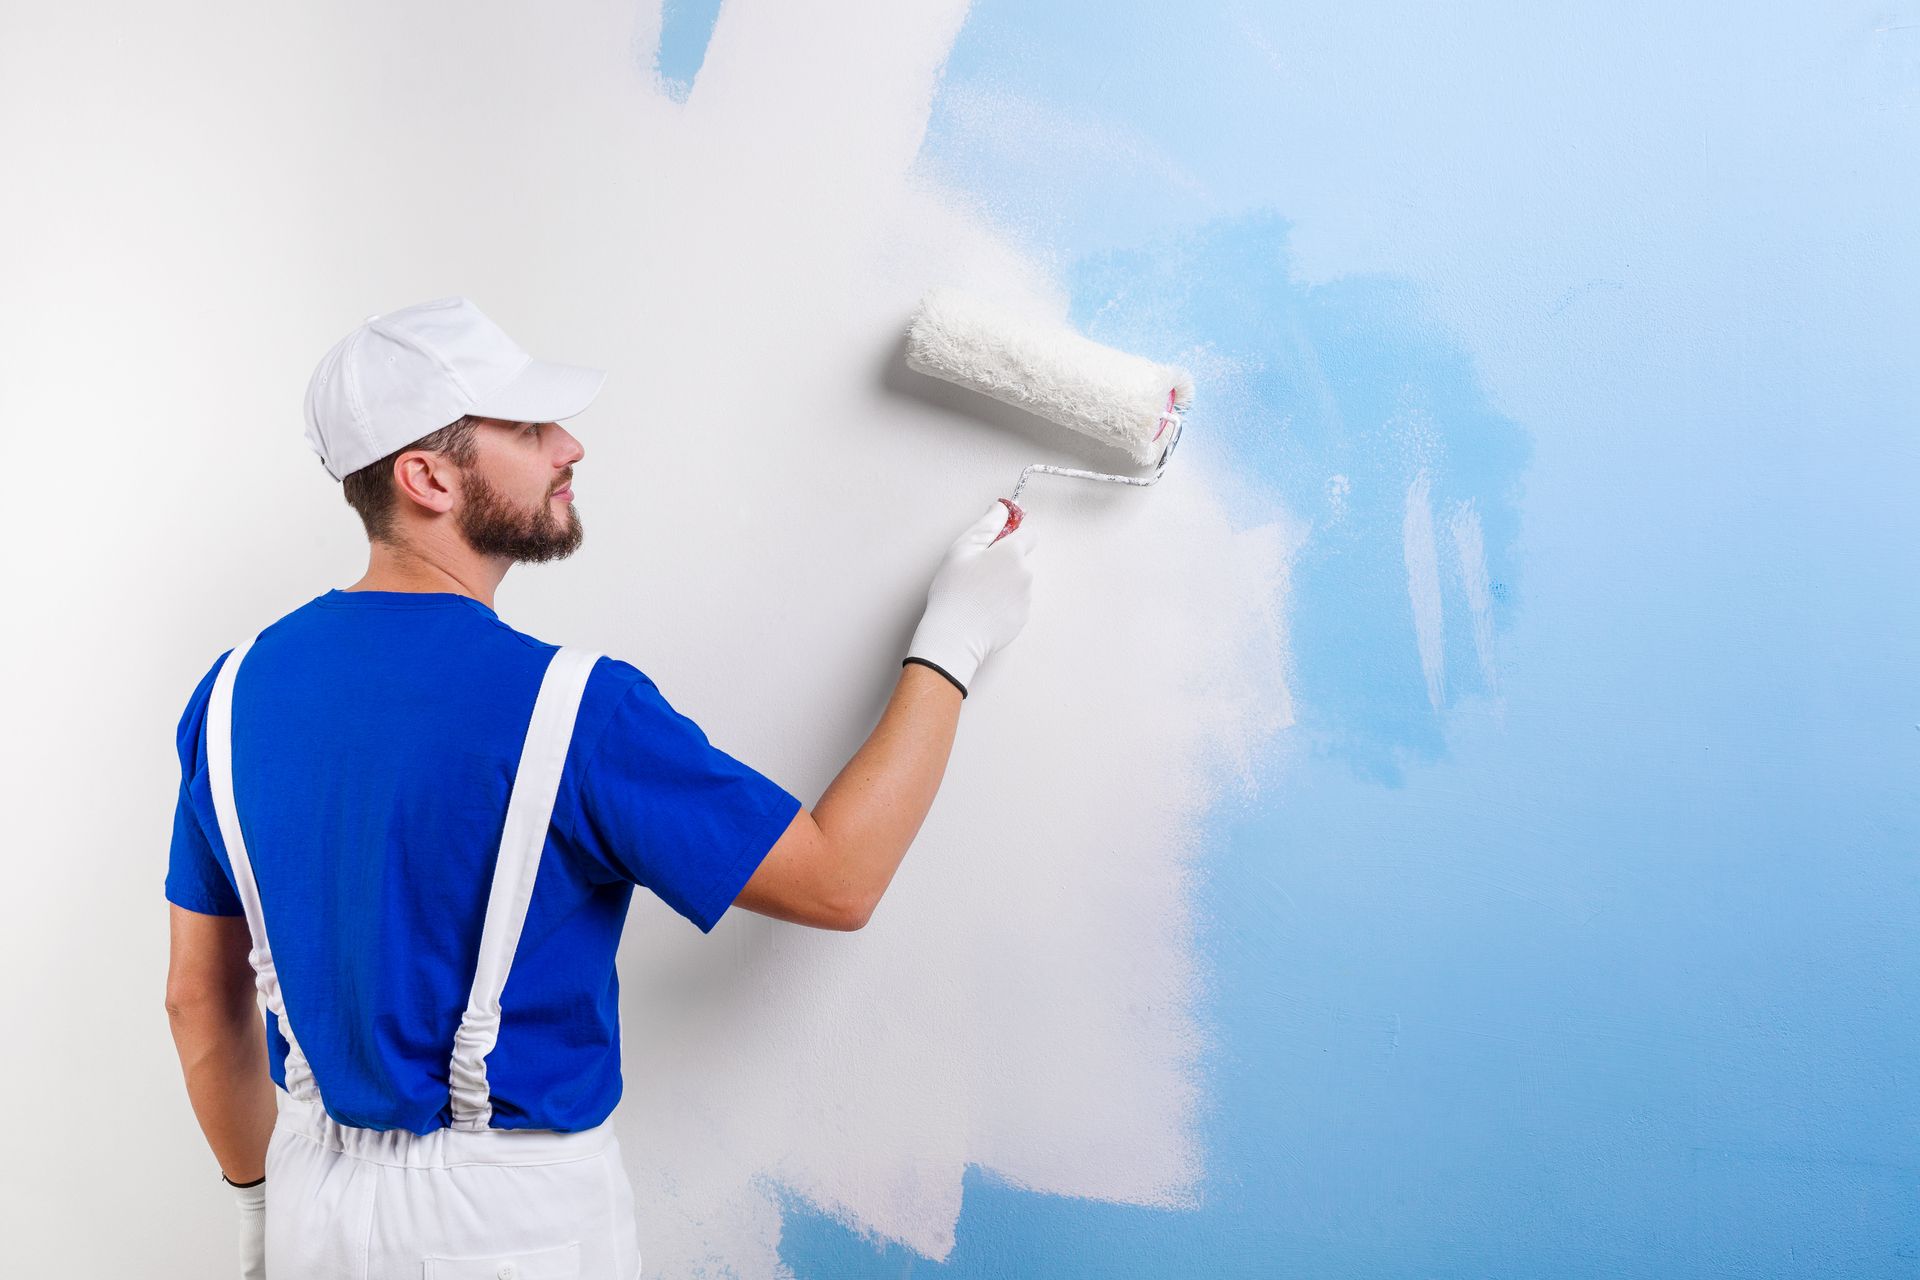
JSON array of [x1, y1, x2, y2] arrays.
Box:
[[903, 499, 1037, 697], [229, 1175, 266, 1279]]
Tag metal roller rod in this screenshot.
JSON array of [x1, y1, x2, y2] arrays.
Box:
[[1007, 407, 1187, 506]]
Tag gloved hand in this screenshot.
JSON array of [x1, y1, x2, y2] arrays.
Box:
[[903, 499, 1037, 698], [229, 1174, 266, 1279]]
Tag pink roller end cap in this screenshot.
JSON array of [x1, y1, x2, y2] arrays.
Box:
[[990, 497, 1024, 544]]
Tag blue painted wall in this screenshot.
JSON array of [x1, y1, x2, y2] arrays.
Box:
[[740, 2, 1917, 1273]]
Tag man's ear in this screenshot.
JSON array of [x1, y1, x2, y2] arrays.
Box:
[[392, 450, 459, 515]]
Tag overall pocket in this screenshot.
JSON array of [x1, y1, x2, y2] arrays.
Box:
[[422, 1239, 581, 1279]]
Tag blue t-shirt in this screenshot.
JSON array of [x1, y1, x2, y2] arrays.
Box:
[[165, 588, 802, 1134]]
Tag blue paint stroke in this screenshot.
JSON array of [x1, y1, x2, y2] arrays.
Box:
[[1062, 217, 1528, 783], [654, 0, 724, 103]]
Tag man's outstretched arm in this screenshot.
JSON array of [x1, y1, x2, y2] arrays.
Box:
[[735, 500, 1037, 931], [735, 661, 963, 930]]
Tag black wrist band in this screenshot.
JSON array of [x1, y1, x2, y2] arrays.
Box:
[[901, 656, 967, 699], [221, 1171, 266, 1188]]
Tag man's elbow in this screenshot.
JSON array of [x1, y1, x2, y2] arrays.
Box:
[[164, 971, 212, 1018], [734, 810, 882, 932], [166, 904, 258, 1021], [165, 961, 256, 1024], [830, 889, 876, 932], [164, 982, 246, 1023], [822, 837, 883, 931]]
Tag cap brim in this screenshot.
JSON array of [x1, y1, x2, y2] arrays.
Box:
[[467, 358, 607, 423]]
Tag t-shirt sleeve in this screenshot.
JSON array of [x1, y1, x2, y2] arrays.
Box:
[[567, 671, 803, 934], [164, 651, 245, 917]]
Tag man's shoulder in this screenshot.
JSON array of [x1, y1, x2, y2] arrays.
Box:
[[564, 654, 661, 754], [582, 653, 650, 691]]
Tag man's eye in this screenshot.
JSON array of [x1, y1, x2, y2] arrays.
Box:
[[524, 423, 540, 436]]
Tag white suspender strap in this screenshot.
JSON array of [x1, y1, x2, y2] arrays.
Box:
[[448, 646, 603, 1131], [205, 631, 323, 1102]]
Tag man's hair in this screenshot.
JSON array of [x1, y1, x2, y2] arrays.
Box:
[[340, 414, 482, 543]]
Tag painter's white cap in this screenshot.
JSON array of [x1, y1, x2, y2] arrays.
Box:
[[303, 295, 607, 482]]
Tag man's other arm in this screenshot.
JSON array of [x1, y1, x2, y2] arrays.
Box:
[[164, 904, 278, 1182]]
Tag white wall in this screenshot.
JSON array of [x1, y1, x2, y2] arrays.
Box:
[[0, 3, 1291, 1274]]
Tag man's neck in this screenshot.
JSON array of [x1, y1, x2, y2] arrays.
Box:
[[347, 543, 504, 610]]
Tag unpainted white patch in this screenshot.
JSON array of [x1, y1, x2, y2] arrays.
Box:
[[565, 5, 1301, 1275], [1447, 499, 1499, 694], [1403, 469, 1447, 710]]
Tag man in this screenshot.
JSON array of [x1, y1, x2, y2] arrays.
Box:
[[163, 295, 1036, 1279]]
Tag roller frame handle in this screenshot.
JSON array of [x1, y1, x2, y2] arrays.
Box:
[[988, 401, 1188, 545]]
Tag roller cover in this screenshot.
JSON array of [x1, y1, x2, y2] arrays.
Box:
[[904, 286, 1195, 467]]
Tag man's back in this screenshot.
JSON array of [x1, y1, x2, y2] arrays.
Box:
[[165, 587, 802, 1134]]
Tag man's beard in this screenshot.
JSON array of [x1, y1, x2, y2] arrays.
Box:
[[454, 464, 584, 564]]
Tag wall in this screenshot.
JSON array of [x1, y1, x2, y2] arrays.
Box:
[[1, 1, 1913, 1276]]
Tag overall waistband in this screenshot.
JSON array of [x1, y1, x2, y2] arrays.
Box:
[[274, 1088, 615, 1170]]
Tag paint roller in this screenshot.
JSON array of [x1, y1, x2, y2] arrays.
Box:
[[903, 285, 1194, 542]]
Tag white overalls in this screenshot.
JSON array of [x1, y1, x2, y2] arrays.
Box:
[[207, 635, 643, 1280]]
